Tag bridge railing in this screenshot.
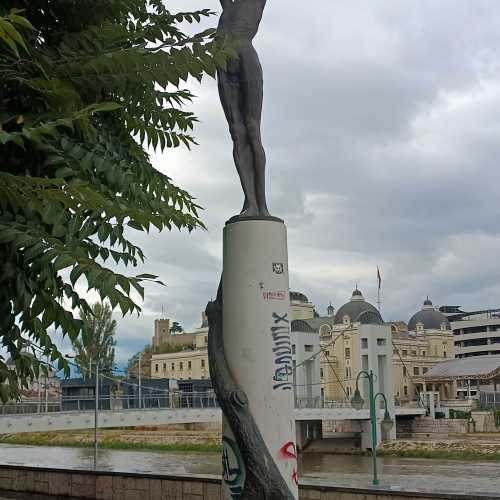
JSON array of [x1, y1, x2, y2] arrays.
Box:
[[0, 392, 220, 416], [1, 394, 363, 415], [0, 401, 61, 415], [295, 396, 357, 409]]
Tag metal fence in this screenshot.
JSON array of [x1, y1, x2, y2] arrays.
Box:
[[479, 391, 500, 410], [294, 396, 357, 409], [0, 401, 61, 415], [0, 391, 219, 416]]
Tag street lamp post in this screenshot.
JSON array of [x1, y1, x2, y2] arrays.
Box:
[[44, 354, 49, 413], [138, 352, 142, 409], [351, 370, 394, 486], [93, 359, 99, 469]]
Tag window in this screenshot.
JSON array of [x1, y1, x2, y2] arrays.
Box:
[[393, 348, 398, 355], [292, 345, 296, 355], [320, 368, 324, 378], [413, 367, 420, 376], [402, 350, 408, 357], [361, 338, 368, 349], [346, 386, 351, 397], [422, 351, 426, 357], [324, 350, 330, 357], [404, 386, 408, 396], [305, 345, 313, 352], [155, 363, 159, 373], [179, 362, 183, 371], [422, 367, 428, 374], [377, 338, 386, 346], [188, 361, 192, 370], [411, 350, 417, 357], [171, 363, 175, 371], [443, 351, 447, 358], [163, 363, 166, 372], [345, 367, 352, 379], [345, 348, 351, 358], [403, 367, 407, 377], [201, 359, 205, 368]]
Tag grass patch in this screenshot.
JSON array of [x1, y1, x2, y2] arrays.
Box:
[[378, 448, 500, 461], [0, 435, 221, 454]]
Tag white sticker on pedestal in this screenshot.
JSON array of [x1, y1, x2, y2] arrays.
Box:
[[272, 262, 284, 274]]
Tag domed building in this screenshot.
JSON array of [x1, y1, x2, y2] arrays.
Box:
[[334, 288, 383, 326], [408, 298, 450, 333], [391, 297, 455, 403]]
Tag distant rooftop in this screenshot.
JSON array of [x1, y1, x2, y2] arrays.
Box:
[[424, 355, 500, 380]]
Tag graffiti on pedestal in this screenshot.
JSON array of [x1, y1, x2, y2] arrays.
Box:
[[278, 441, 299, 487], [222, 436, 245, 499], [271, 312, 293, 390]]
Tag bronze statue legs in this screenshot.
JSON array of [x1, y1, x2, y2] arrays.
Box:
[[217, 44, 269, 217]]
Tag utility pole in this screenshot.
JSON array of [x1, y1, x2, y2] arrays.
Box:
[[44, 354, 49, 413], [94, 360, 99, 469], [138, 352, 142, 409], [37, 371, 41, 414]]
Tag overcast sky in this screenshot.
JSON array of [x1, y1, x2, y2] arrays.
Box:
[[67, 0, 500, 364]]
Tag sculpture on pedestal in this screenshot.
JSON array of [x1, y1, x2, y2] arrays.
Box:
[[207, 2, 298, 498]]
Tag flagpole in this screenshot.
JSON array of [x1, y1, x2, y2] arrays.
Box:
[[377, 267, 381, 312]]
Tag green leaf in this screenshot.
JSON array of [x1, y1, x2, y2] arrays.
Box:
[[53, 254, 74, 271]]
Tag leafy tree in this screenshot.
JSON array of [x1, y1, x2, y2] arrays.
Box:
[[71, 302, 117, 377], [154, 343, 183, 355], [169, 321, 183, 334], [127, 341, 184, 378], [0, 1, 234, 401], [127, 345, 153, 379]]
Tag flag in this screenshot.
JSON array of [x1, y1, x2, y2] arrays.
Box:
[[377, 266, 382, 291]]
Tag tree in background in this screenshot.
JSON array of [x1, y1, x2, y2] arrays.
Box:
[[0, 1, 233, 401], [169, 321, 183, 334], [127, 345, 153, 379], [71, 302, 117, 377], [127, 342, 184, 379]]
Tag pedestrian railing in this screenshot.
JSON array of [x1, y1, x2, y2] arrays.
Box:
[[294, 396, 356, 409], [2, 393, 363, 415], [0, 392, 219, 416]]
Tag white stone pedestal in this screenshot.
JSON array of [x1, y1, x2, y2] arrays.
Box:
[[221, 218, 298, 499]]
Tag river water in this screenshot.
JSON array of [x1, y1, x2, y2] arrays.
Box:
[[0, 444, 498, 495]]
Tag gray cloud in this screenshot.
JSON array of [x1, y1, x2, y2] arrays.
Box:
[[97, 0, 500, 362]]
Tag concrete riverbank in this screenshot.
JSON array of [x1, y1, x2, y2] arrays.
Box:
[[0, 464, 499, 500]]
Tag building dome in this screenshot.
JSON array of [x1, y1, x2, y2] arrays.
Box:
[[408, 298, 450, 331], [334, 289, 383, 325], [289, 291, 309, 303]]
